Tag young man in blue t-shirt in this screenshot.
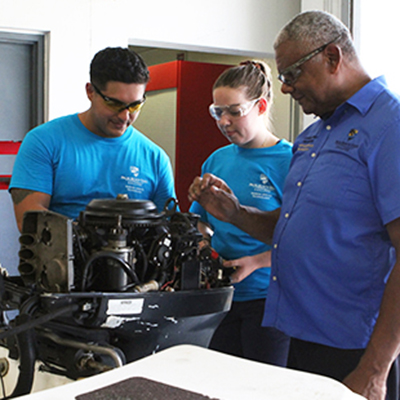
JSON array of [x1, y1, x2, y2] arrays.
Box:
[[10, 47, 176, 231]]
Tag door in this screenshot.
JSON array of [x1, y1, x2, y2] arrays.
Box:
[[0, 32, 45, 274]]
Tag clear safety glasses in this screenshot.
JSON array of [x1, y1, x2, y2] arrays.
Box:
[[209, 98, 261, 121]]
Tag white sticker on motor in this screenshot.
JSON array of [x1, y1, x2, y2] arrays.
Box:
[[107, 298, 144, 315], [101, 315, 140, 328]]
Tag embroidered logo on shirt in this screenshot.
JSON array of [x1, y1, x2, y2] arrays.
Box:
[[298, 143, 314, 152], [347, 129, 358, 140], [303, 134, 318, 144], [335, 128, 360, 151], [296, 133, 318, 152]]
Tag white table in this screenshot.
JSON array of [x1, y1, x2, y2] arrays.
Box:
[[15, 344, 366, 399]]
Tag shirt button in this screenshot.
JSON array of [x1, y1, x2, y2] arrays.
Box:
[[284, 213, 289, 218], [297, 181, 302, 187], [273, 244, 278, 249], [311, 152, 316, 158], [326, 125, 332, 130], [272, 276, 277, 281]]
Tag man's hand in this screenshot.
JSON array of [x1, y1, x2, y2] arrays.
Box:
[[342, 216, 400, 400], [188, 173, 240, 223], [189, 173, 281, 244], [343, 365, 386, 400], [188, 173, 233, 200]]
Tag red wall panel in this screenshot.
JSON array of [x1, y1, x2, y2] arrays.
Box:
[[0, 141, 21, 190], [175, 61, 230, 211], [147, 61, 178, 91], [147, 61, 231, 211]]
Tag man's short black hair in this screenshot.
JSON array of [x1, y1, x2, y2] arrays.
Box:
[[90, 47, 149, 89]]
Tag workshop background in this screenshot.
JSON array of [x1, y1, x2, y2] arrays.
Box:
[[0, 0, 387, 277]]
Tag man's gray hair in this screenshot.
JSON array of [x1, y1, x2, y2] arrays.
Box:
[[274, 10, 356, 59]]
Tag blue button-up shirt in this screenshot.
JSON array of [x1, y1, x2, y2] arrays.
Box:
[[263, 76, 400, 349]]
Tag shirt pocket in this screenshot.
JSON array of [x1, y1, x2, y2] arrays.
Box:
[[305, 154, 371, 210]]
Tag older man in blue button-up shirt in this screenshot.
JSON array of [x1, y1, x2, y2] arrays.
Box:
[[188, 10, 400, 400]]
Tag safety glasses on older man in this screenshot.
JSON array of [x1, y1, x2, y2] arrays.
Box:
[[278, 35, 341, 86], [92, 83, 146, 114]]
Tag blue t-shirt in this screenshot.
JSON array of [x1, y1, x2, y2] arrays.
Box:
[[10, 114, 177, 219], [263, 76, 400, 349], [190, 140, 293, 301]]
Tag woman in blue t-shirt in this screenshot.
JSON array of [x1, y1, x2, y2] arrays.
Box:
[[190, 60, 292, 366]]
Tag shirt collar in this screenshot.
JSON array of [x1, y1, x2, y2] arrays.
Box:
[[345, 75, 388, 116]]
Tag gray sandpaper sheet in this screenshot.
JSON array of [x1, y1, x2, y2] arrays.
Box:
[[75, 376, 220, 400]]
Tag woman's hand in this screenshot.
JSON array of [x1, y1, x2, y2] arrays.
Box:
[[224, 251, 272, 283]]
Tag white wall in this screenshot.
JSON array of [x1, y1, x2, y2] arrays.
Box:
[[136, 89, 177, 170], [356, 0, 400, 93], [0, 0, 300, 121]]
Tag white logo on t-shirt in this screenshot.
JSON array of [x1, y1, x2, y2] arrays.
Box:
[[130, 166, 139, 177]]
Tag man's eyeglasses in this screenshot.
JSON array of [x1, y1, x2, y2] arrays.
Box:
[[209, 98, 260, 121], [278, 35, 341, 86], [92, 83, 146, 114]]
